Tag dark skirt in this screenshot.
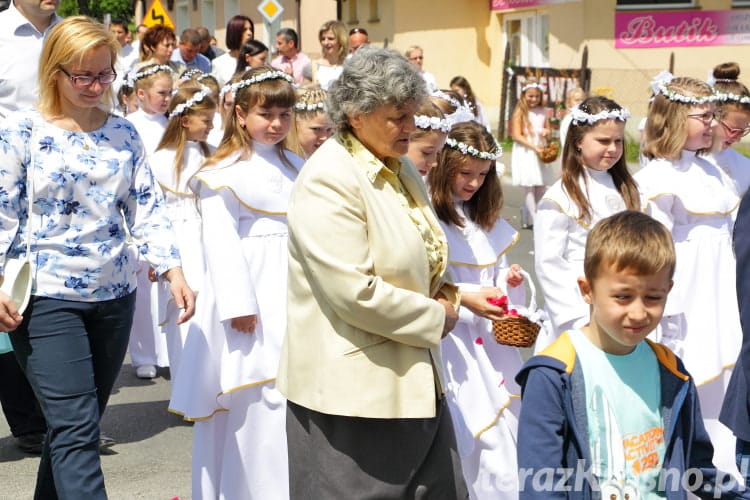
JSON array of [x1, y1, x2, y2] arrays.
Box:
[[286, 398, 469, 499]]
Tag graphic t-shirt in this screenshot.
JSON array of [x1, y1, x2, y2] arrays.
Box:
[[569, 329, 666, 499]]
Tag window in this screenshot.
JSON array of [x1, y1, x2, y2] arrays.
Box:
[[616, 0, 694, 8], [346, 0, 359, 25], [368, 0, 380, 22], [504, 13, 549, 67], [733, 0, 750, 6]]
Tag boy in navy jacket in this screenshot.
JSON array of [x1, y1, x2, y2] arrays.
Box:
[[517, 211, 746, 499]]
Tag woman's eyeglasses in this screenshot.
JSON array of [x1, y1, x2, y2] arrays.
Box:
[[60, 67, 117, 88], [718, 119, 750, 138], [686, 111, 717, 126]]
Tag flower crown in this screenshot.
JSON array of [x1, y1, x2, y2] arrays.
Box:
[[569, 106, 631, 126], [294, 101, 327, 112], [431, 90, 475, 126], [230, 70, 294, 94], [650, 70, 715, 104], [712, 91, 750, 105], [445, 137, 503, 161], [521, 82, 544, 93], [414, 114, 451, 132], [126, 64, 174, 87], [179, 68, 204, 81], [168, 86, 212, 119]]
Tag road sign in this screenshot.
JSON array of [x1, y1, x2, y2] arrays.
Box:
[[258, 0, 283, 24], [144, 0, 175, 29]]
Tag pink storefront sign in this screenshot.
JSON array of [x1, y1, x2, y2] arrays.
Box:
[[615, 9, 750, 48], [491, 0, 578, 10]]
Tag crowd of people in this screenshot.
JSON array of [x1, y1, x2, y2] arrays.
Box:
[[2, 2, 750, 499]]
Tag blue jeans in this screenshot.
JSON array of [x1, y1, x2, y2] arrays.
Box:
[[10, 292, 136, 500]]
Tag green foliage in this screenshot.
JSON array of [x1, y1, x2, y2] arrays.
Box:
[[58, 0, 133, 22]]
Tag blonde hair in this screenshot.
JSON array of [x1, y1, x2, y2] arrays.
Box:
[[287, 87, 328, 158], [37, 16, 119, 117], [318, 20, 348, 64], [204, 66, 296, 169], [512, 80, 544, 137], [642, 76, 713, 160], [156, 85, 216, 184], [132, 64, 174, 92], [584, 210, 675, 285]]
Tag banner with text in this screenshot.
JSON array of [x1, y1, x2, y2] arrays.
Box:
[[615, 9, 750, 48], [507, 66, 587, 117], [491, 0, 579, 10]]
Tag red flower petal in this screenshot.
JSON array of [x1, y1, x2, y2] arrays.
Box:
[[475, 337, 484, 345]]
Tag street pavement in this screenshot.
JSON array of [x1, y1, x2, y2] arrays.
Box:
[[0, 173, 537, 500]]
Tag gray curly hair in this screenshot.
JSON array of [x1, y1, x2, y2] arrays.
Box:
[[327, 46, 427, 132]]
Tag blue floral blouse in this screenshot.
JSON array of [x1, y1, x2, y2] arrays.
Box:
[[0, 109, 180, 302]]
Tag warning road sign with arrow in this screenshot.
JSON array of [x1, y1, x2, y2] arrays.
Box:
[[143, 0, 175, 29]]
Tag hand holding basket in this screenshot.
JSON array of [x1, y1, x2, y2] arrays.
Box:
[[491, 271, 546, 348]]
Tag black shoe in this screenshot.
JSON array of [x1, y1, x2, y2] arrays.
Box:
[[99, 433, 116, 450], [15, 433, 44, 454]]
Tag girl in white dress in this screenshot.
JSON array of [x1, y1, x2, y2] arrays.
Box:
[[406, 98, 450, 178], [705, 62, 750, 204], [286, 87, 334, 159], [511, 81, 550, 228], [427, 120, 525, 499], [149, 85, 216, 382], [635, 72, 741, 479], [172, 67, 303, 500], [125, 63, 175, 378], [534, 96, 640, 347]]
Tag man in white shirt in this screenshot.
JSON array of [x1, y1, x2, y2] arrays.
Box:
[[109, 18, 139, 96], [271, 27, 311, 85], [172, 28, 212, 74], [0, 0, 60, 118], [405, 45, 438, 94]]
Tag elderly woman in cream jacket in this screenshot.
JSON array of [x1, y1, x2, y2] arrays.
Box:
[[277, 46, 468, 499]]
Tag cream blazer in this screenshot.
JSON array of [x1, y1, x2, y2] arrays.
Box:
[[277, 134, 457, 419]]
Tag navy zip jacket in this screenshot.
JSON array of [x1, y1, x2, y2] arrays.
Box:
[[516, 332, 748, 499]]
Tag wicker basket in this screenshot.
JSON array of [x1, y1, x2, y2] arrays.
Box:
[[537, 141, 560, 163], [492, 271, 542, 348]]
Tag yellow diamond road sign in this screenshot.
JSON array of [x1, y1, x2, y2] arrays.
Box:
[[258, 0, 283, 24]]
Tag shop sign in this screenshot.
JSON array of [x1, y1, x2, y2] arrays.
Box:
[[615, 9, 750, 48]]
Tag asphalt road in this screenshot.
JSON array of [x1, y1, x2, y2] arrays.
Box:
[[0, 173, 537, 500]]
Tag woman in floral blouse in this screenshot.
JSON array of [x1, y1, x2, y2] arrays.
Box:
[[0, 16, 194, 499]]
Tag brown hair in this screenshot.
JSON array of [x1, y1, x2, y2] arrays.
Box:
[[642, 76, 713, 160], [139, 25, 176, 62], [204, 66, 296, 168], [584, 210, 675, 285], [428, 121, 503, 232], [561, 96, 641, 224], [411, 98, 447, 142], [712, 62, 750, 115], [156, 85, 216, 184]]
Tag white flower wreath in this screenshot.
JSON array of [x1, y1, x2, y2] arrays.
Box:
[[126, 64, 174, 88], [431, 90, 475, 126], [650, 70, 715, 105], [414, 114, 451, 132], [569, 106, 631, 126], [445, 137, 503, 161], [294, 102, 327, 112], [168, 86, 212, 119]]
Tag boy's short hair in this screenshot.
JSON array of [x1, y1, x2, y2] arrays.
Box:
[[584, 211, 675, 284]]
